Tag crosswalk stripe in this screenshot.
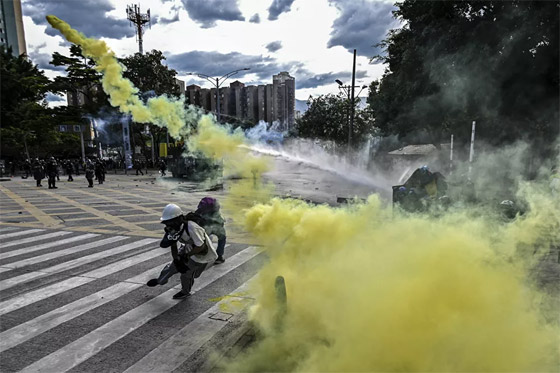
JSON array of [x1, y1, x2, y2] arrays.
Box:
[[0, 233, 99, 260], [0, 251, 186, 352], [0, 246, 166, 315], [0, 238, 158, 291], [1, 231, 72, 249], [18, 246, 262, 373], [0, 227, 18, 233], [2, 236, 128, 270], [123, 277, 255, 373], [0, 229, 44, 240], [0, 244, 230, 315]]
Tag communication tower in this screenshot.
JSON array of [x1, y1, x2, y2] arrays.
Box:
[[126, 4, 150, 54]]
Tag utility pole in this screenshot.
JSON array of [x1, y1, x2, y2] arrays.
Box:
[[79, 126, 86, 163], [126, 4, 150, 54], [349, 49, 356, 155]]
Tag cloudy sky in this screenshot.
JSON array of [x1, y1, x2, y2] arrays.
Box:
[[22, 0, 400, 105]]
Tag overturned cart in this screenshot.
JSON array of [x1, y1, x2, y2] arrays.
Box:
[[392, 166, 449, 212]]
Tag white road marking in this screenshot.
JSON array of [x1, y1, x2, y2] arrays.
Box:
[[0, 233, 99, 260], [0, 238, 157, 291], [1, 236, 128, 270], [1, 231, 72, 248], [123, 277, 256, 373], [0, 229, 44, 241], [0, 246, 165, 315], [18, 246, 263, 373]]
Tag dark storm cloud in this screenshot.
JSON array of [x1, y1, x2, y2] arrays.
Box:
[[167, 50, 301, 81], [28, 51, 65, 72], [268, 0, 295, 21], [181, 0, 244, 28], [266, 41, 283, 53], [296, 70, 367, 89], [22, 0, 136, 39], [327, 0, 398, 58], [168, 50, 365, 90], [249, 13, 261, 23]]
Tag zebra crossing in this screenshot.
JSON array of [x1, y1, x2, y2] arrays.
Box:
[[0, 226, 264, 372]]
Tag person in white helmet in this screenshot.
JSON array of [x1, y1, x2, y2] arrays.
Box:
[[147, 203, 218, 299]]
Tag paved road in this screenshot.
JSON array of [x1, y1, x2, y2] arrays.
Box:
[[0, 225, 264, 372], [0, 174, 265, 372], [0, 173, 254, 243]]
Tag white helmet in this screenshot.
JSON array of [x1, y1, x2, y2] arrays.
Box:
[[161, 204, 183, 222]]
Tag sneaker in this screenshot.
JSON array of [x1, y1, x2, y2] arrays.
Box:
[[172, 290, 191, 299], [214, 256, 225, 264], [146, 279, 159, 287]]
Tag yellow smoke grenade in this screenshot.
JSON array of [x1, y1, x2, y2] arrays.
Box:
[[228, 189, 560, 372], [46, 15, 189, 139]]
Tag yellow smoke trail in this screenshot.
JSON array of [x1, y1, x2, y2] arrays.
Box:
[[46, 15, 190, 139]]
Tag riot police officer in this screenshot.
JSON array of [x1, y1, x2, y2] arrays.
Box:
[[46, 157, 58, 189]]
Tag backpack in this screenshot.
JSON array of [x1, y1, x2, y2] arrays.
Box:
[[184, 211, 207, 227], [197, 197, 220, 214]]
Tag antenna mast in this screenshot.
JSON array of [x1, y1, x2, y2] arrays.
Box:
[[126, 4, 151, 54]]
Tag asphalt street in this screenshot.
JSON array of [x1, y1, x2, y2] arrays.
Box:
[[0, 172, 268, 372]]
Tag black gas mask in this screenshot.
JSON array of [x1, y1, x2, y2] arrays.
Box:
[[163, 216, 184, 240]]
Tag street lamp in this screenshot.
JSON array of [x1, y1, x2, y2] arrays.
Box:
[[335, 80, 368, 149], [187, 68, 250, 122]]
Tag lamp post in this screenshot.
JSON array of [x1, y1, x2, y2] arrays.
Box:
[[187, 68, 250, 122], [335, 79, 368, 153]]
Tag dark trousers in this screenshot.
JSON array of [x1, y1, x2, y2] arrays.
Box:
[[87, 177, 94, 187], [68, 173, 73, 181], [205, 225, 226, 257], [136, 168, 144, 175], [156, 258, 207, 293], [36, 179, 41, 187], [48, 174, 56, 188]]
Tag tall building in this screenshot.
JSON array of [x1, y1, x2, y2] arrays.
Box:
[[0, 0, 26, 57], [272, 72, 295, 131], [174, 78, 185, 95], [187, 72, 295, 129], [186, 84, 201, 106]]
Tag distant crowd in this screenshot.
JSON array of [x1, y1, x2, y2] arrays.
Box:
[[1, 157, 168, 186], [10, 157, 109, 188]]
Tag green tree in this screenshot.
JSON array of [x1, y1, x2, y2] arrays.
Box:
[[48, 44, 113, 158], [0, 45, 69, 159], [120, 50, 180, 160], [50, 44, 109, 114], [369, 0, 559, 151], [296, 94, 375, 147]]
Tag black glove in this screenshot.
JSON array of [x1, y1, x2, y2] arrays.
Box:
[[173, 259, 188, 273]]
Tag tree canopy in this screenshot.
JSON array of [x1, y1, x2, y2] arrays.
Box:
[[368, 0, 559, 150], [120, 50, 181, 159], [0, 45, 80, 159], [296, 94, 375, 146]]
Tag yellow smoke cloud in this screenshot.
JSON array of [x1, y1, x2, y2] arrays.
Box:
[[228, 189, 560, 372]]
